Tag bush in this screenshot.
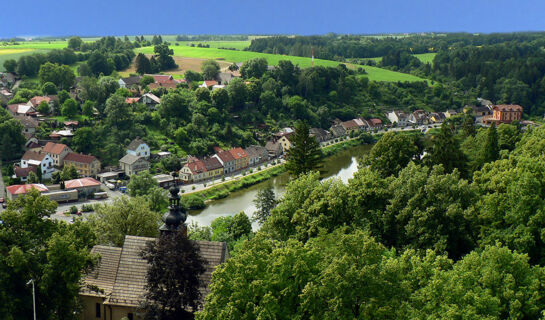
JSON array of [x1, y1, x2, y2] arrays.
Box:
[[181, 189, 185, 193], [192, 185, 196, 190], [182, 195, 206, 210], [69, 206, 78, 215], [81, 204, 94, 212]]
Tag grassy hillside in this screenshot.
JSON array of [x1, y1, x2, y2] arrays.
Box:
[[414, 53, 437, 64], [174, 41, 250, 50], [137, 46, 427, 83]]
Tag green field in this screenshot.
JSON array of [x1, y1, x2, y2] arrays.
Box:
[[174, 41, 250, 50], [137, 46, 427, 82], [414, 53, 437, 64]]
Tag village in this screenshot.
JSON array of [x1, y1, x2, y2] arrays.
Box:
[[0, 69, 528, 214]]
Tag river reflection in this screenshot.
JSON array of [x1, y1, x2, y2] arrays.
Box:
[[187, 144, 371, 229]]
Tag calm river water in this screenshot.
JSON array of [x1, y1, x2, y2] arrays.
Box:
[[187, 144, 372, 228]]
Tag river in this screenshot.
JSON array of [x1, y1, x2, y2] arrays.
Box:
[[186, 143, 372, 228]]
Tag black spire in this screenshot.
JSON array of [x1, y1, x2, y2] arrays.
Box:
[[159, 172, 187, 235]]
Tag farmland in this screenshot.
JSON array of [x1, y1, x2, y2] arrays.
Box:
[[174, 41, 250, 50], [414, 52, 437, 64], [137, 46, 427, 82]]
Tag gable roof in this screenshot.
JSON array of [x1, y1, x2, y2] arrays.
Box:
[[367, 118, 383, 126], [146, 74, 175, 84], [86, 235, 228, 307], [201, 80, 218, 88], [43, 142, 70, 155], [341, 119, 360, 130], [186, 158, 207, 174], [65, 152, 98, 164], [148, 82, 178, 90], [119, 154, 145, 165], [6, 183, 48, 195], [125, 97, 140, 104], [15, 115, 39, 129], [8, 104, 35, 115], [229, 147, 248, 160], [494, 104, 523, 112], [215, 150, 235, 163], [14, 166, 37, 178], [128, 138, 148, 151], [120, 76, 142, 86], [22, 150, 47, 162], [265, 140, 282, 152], [202, 157, 223, 171], [142, 92, 161, 104], [29, 96, 52, 107]]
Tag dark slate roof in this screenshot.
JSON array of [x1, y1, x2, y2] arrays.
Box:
[[83, 235, 228, 307], [121, 76, 142, 86], [127, 138, 147, 151], [202, 157, 223, 171]]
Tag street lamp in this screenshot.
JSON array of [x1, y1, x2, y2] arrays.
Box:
[[26, 279, 36, 320]]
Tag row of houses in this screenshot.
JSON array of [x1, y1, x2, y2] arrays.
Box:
[[180, 145, 269, 183], [5, 177, 102, 201], [386, 109, 459, 127], [328, 117, 384, 138]]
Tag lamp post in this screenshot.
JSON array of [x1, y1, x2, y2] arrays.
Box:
[[26, 279, 36, 320]]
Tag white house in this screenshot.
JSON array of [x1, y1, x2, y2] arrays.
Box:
[[20, 150, 54, 180], [126, 138, 150, 159], [387, 111, 409, 127]]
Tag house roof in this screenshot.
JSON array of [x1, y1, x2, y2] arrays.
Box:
[[64, 152, 98, 164], [186, 158, 207, 174], [229, 147, 248, 160], [215, 150, 235, 163], [341, 119, 360, 130], [494, 104, 523, 112], [22, 150, 47, 162], [368, 118, 383, 126], [29, 96, 51, 107], [125, 97, 140, 104], [15, 115, 39, 128], [202, 157, 223, 171], [8, 104, 35, 115], [119, 154, 145, 165], [142, 93, 161, 104], [309, 128, 330, 139], [14, 166, 37, 178], [6, 183, 48, 195], [330, 124, 346, 135], [146, 74, 175, 84], [26, 142, 41, 149], [81, 246, 122, 298], [88, 235, 227, 307], [128, 138, 148, 151], [245, 145, 267, 157], [148, 82, 178, 90], [217, 72, 233, 83], [201, 80, 218, 87], [265, 140, 282, 152], [120, 76, 142, 86], [65, 177, 101, 189], [43, 142, 70, 155]]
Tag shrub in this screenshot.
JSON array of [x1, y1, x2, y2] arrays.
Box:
[[69, 206, 78, 215], [182, 195, 206, 210], [192, 186, 196, 190]]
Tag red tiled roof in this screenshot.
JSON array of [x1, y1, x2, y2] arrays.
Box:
[[29, 96, 51, 107], [14, 166, 37, 178], [148, 82, 177, 90], [22, 150, 47, 161], [146, 74, 175, 84], [494, 104, 523, 111], [216, 150, 235, 163], [65, 177, 101, 189], [64, 152, 98, 164], [203, 80, 218, 87], [228, 147, 248, 160], [43, 142, 70, 155], [125, 97, 140, 104], [368, 118, 383, 126], [202, 157, 223, 171], [6, 184, 48, 195], [186, 159, 207, 174], [342, 120, 360, 130]]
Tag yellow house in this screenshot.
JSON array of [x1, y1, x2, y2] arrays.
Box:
[[80, 236, 228, 320], [228, 148, 249, 171], [202, 157, 224, 179], [63, 153, 101, 177]]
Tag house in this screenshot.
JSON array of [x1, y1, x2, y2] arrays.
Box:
[[13, 166, 37, 182], [213, 150, 236, 174], [0, 88, 13, 104], [216, 72, 234, 85], [7, 103, 36, 116], [49, 129, 74, 140], [309, 128, 332, 143], [202, 157, 224, 179], [15, 115, 39, 136], [212, 84, 226, 91], [79, 235, 228, 320], [341, 119, 361, 134], [5, 183, 49, 200], [429, 112, 446, 123], [25, 138, 41, 152], [119, 154, 150, 176], [367, 118, 383, 129], [409, 110, 429, 125], [0, 72, 16, 87], [125, 97, 140, 104], [265, 140, 283, 159], [64, 177, 102, 194], [146, 74, 176, 84], [472, 105, 493, 117], [148, 82, 178, 90], [28, 96, 53, 108], [140, 93, 161, 109], [386, 111, 409, 127], [118, 76, 142, 89], [444, 110, 458, 118], [199, 80, 219, 89], [329, 124, 346, 138], [181, 158, 207, 182], [245, 145, 269, 165], [20, 150, 54, 180], [229, 147, 249, 171], [484, 105, 523, 125], [153, 174, 177, 189], [127, 138, 150, 159], [43, 142, 72, 167], [63, 153, 101, 177]]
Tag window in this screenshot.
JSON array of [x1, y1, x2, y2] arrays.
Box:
[[95, 303, 101, 318], [127, 313, 134, 320]]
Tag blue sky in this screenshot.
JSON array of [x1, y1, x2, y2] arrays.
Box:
[[0, 0, 544, 38]]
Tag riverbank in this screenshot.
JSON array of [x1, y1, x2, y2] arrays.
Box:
[[183, 135, 370, 206]]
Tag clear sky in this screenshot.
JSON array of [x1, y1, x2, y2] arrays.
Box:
[[1, 0, 544, 38]]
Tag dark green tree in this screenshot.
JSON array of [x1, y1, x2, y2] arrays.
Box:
[[285, 121, 323, 176], [135, 53, 152, 75], [482, 122, 499, 163], [425, 122, 467, 175], [252, 185, 277, 225], [61, 98, 78, 118], [201, 59, 220, 80]]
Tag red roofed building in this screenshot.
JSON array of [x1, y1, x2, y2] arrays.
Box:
[[64, 153, 101, 177], [28, 96, 52, 108], [148, 82, 178, 90], [43, 142, 72, 167], [20, 150, 54, 179], [367, 118, 383, 129], [199, 80, 219, 89], [125, 97, 140, 104], [13, 166, 37, 182], [228, 147, 249, 171], [6, 183, 49, 200], [64, 177, 102, 193], [213, 150, 236, 174], [146, 74, 176, 84], [181, 158, 207, 182], [484, 105, 523, 124]]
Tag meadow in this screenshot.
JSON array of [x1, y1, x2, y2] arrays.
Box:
[[413, 52, 437, 64], [174, 41, 250, 50], [137, 46, 427, 82]]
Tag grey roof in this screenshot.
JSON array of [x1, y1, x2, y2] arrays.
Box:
[[202, 157, 223, 171], [265, 140, 282, 152], [15, 115, 39, 128], [119, 154, 145, 165], [330, 124, 346, 137], [309, 128, 330, 139], [216, 72, 233, 84], [83, 235, 228, 307], [120, 76, 142, 86], [127, 138, 148, 151]]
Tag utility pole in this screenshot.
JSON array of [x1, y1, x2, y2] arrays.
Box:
[[27, 279, 36, 320]]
